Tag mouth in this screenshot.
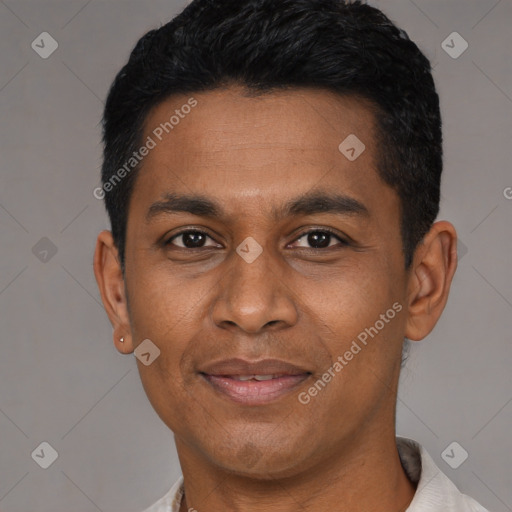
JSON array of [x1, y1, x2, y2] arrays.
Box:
[[198, 358, 312, 405]]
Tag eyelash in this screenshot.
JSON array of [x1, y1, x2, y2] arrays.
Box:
[[164, 228, 349, 251]]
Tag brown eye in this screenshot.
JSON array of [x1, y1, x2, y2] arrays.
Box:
[[291, 229, 348, 250], [166, 230, 218, 249]]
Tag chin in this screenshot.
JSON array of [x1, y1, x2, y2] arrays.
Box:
[[206, 438, 312, 480]]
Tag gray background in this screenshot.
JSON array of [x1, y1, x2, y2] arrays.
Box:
[[0, 0, 511, 510]]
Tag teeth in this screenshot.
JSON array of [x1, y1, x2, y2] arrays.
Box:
[[231, 375, 277, 381]]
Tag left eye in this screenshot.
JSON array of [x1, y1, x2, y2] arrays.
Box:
[[290, 230, 348, 249]]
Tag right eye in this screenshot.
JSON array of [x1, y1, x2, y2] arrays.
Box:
[[165, 230, 221, 249]]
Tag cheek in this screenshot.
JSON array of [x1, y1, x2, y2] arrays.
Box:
[[125, 266, 205, 397], [132, 312, 197, 432], [126, 259, 209, 340], [303, 255, 406, 402], [310, 258, 400, 335]]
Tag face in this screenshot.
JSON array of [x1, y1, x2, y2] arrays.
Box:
[[97, 85, 439, 479]]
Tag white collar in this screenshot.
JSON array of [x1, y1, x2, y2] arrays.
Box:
[[141, 437, 489, 512]]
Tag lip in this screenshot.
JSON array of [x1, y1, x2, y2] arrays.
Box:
[[199, 357, 310, 376], [198, 358, 312, 405]]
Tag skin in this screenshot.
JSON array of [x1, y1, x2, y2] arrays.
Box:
[[94, 85, 457, 512]]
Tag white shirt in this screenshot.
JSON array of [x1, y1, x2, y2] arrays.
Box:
[[141, 437, 490, 512]]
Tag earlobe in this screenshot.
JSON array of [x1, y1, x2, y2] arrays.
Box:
[[404, 221, 458, 341], [93, 230, 134, 354]]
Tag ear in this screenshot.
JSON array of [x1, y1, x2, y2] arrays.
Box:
[[404, 221, 458, 341], [93, 230, 134, 354]]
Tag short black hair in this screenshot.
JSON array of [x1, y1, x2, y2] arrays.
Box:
[[100, 0, 442, 275]]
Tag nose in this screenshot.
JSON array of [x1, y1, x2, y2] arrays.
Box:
[[211, 246, 298, 334]]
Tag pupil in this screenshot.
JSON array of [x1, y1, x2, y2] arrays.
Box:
[[184, 232, 204, 248], [308, 232, 330, 248], [181, 232, 332, 249]]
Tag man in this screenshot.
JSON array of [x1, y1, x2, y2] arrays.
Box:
[[93, 1, 490, 510]]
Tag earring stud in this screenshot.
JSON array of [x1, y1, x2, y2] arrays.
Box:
[[120, 337, 124, 343]]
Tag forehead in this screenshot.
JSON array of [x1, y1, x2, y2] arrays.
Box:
[[131, 85, 397, 223], [142, 85, 376, 160]]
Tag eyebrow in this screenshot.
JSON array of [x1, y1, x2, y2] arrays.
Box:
[[145, 191, 369, 223]]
